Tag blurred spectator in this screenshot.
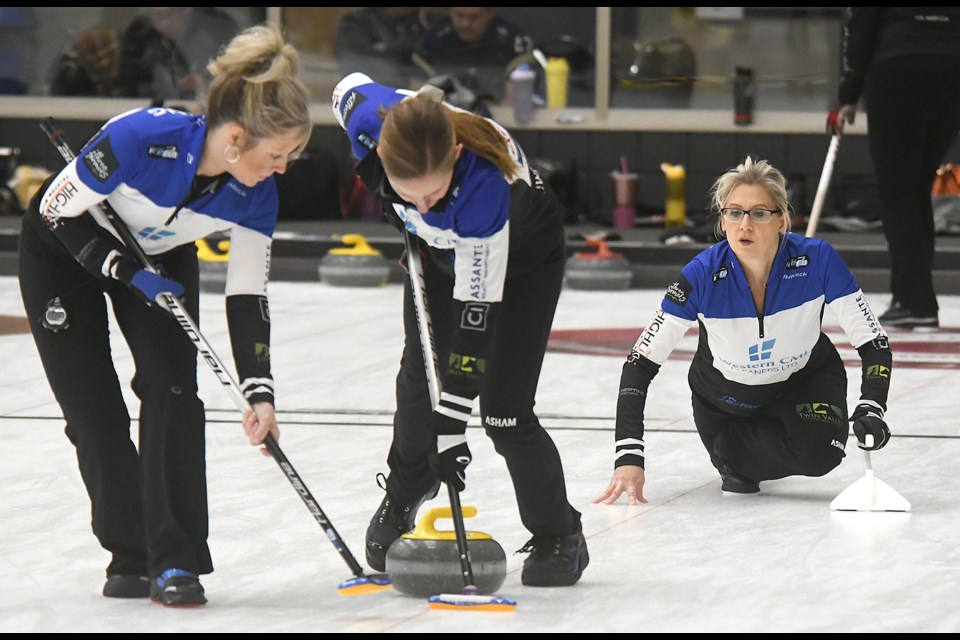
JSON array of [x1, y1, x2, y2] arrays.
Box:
[[116, 7, 239, 101], [0, 8, 37, 95], [417, 7, 532, 102], [51, 28, 121, 97], [831, 8, 960, 328], [334, 8, 436, 90]]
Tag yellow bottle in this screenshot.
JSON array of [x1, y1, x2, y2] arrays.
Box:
[[660, 162, 686, 229], [546, 57, 569, 109]]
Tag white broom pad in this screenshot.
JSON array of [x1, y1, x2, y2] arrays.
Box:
[[830, 473, 912, 512]]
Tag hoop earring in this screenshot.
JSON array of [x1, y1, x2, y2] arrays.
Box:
[[224, 145, 240, 164]]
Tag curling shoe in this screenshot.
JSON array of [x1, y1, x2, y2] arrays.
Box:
[[103, 574, 150, 598], [878, 301, 938, 329], [720, 466, 760, 494], [150, 568, 207, 607], [365, 474, 441, 572], [518, 527, 589, 587]]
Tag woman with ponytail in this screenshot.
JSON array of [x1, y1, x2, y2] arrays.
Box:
[[18, 24, 312, 606], [332, 73, 588, 588]]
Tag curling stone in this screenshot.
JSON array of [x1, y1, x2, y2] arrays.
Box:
[[563, 235, 633, 290], [196, 237, 230, 293], [318, 234, 390, 287], [385, 505, 507, 597]]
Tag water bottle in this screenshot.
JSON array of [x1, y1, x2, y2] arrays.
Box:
[[510, 65, 536, 124], [661, 163, 687, 229], [546, 57, 569, 109], [734, 66, 755, 126]]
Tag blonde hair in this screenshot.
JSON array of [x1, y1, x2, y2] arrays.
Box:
[[205, 24, 312, 154], [709, 156, 792, 238], [378, 92, 518, 180]]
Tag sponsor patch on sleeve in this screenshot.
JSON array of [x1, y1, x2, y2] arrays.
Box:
[[148, 145, 178, 160], [40, 172, 79, 223], [341, 90, 365, 129], [665, 275, 691, 306], [356, 131, 376, 151], [82, 136, 120, 183]]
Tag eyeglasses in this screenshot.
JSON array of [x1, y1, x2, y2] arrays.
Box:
[[720, 208, 782, 223]]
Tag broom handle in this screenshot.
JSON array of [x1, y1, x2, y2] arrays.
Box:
[[404, 229, 479, 594], [806, 134, 842, 238]]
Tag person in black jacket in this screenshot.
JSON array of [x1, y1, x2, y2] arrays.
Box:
[[116, 7, 239, 101], [829, 8, 960, 328], [416, 7, 532, 103]]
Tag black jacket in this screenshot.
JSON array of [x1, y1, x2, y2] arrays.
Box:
[[839, 7, 960, 105]]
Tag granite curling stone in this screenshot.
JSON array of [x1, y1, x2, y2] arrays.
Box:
[[385, 505, 507, 597], [318, 233, 391, 287], [564, 236, 633, 290]]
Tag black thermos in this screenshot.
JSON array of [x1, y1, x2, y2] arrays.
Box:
[[734, 66, 755, 126]]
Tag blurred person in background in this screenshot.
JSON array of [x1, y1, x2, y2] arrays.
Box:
[[417, 7, 532, 103], [117, 7, 239, 101], [829, 8, 960, 329]]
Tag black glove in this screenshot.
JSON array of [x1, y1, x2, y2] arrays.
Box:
[[431, 434, 472, 492], [851, 403, 890, 451]]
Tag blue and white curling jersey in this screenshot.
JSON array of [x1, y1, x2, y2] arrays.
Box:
[[39, 107, 278, 295], [635, 234, 885, 392], [332, 72, 563, 304]]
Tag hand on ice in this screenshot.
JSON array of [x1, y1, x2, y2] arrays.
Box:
[[593, 466, 647, 506]]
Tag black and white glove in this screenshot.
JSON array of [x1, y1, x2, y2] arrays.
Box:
[[427, 388, 475, 492], [431, 433, 472, 492], [851, 403, 890, 451], [429, 408, 472, 492]]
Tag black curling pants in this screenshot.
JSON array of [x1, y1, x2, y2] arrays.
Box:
[[18, 212, 212, 578], [385, 255, 582, 539], [692, 346, 849, 483], [864, 55, 960, 316]]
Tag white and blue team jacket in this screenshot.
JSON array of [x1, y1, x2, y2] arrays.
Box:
[[331, 72, 565, 414], [332, 72, 564, 304], [614, 233, 892, 468], [39, 106, 277, 297], [36, 106, 279, 405]]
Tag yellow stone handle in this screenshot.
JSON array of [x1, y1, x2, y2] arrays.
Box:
[[196, 238, 230, 262], [328, 233, 382, 256], [402, 505, 492, 541]]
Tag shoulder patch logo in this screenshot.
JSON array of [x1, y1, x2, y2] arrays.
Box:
[[357, 131, 376, 151], [665, 275, 692, 306], [82, 135, 120, 183], [148, 145, 178, 160], [341, 90, 365, 129], [712, 266, 728, 282]]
